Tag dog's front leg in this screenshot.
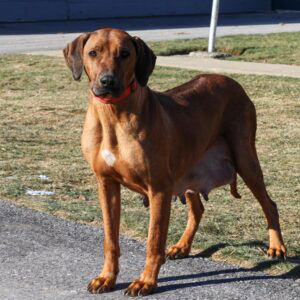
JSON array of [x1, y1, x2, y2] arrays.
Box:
[[88, 177, 121, 294], [125, 190, 172, 296]]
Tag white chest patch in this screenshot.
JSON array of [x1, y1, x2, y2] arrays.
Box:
[[101, 149, 116, 166]]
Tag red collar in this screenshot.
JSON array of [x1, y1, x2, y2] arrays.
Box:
[[94, 81, 137, 104]]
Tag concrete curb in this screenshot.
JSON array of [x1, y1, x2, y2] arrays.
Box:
[[156, 56, 300, 78]]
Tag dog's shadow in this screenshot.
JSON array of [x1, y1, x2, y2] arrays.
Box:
[[158, 241, 300, 293], [114, 242, 300, 294]]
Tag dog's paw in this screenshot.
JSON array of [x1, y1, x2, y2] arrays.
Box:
[[267, 244, 287, 259], [166, 245, 190, 260], [124, 279, 157, 297], [87, 275, 116, 294]]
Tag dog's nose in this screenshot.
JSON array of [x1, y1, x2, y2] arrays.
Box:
[[100, 74, 116, 88]]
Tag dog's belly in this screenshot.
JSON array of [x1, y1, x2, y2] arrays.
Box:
[[173, 138, 236, 197]]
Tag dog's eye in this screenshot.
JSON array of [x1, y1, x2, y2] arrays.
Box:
[[89, 50, 97, 57], [120, 50, 130, 59]]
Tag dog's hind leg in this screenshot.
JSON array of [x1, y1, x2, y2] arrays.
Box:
[[166, 192, 204, 259], [227, 101, 286, 258], [235, 148, 286, 258]]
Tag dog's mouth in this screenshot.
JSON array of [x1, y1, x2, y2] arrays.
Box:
[[92, 83, 124, 99], [91, 80, 137, 104]]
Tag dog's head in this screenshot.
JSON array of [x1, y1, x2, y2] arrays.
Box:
[[63, 29, 156, 99]]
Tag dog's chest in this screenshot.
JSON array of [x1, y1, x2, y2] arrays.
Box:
[[100, 149, 116, 167], [99, 131, 149, 185]]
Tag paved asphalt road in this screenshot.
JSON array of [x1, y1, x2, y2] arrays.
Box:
[[1, 12, 300, 54], [1, 200, 299, 300]]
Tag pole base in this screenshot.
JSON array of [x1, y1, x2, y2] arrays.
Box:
[[189, 51, 232, 59]]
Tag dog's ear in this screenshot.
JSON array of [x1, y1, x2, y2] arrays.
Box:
[[132, 36, 156, 86], [63, 33, 91, 81]]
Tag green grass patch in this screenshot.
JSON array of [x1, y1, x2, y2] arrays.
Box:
[[148, 31, 300, 65], [0, 54, 299, 277]]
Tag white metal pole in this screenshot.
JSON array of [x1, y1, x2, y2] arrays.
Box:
[[208, 0, 220, 53]]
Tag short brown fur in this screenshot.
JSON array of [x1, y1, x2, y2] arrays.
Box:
[[63, 29, 286, 296]]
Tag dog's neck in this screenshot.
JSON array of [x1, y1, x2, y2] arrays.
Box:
[[89, 85, 152, 134]]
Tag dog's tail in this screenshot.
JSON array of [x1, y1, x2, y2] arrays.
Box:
[[230, 174, 241, 199]]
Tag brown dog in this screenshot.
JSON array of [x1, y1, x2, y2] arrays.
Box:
[[63, 29, 286, 296]]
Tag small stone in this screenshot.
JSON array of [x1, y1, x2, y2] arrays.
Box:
[[79, 195, 88, 201]]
